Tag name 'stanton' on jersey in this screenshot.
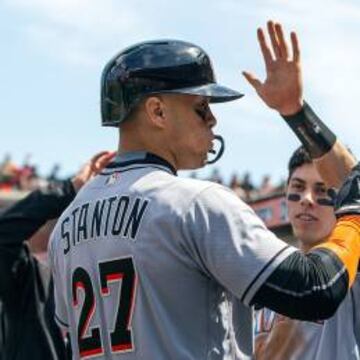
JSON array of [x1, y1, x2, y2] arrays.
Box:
[[61, 195, 149, 254]]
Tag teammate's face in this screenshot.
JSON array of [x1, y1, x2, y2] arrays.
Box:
[[164, 94, 217, 169], [286, 163, 336, 251]]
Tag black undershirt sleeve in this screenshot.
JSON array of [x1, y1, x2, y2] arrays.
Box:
[[0, 180, 76, 301], [251, 247, 348, 321], [0, 180, 75, 245]]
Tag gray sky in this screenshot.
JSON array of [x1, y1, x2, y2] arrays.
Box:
[[1, 0, 360, 186]]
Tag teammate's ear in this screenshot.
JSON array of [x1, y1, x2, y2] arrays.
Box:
[[144, 96, 166, 128]]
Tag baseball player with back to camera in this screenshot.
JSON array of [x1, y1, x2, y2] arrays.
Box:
[[49, 21, 360, 359]]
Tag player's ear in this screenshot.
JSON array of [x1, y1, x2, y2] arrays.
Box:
[[144, 96, 167, 129]]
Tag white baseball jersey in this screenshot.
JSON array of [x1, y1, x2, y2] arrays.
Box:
[[49, 152, 296, 359], [254, 274, 360, 359]]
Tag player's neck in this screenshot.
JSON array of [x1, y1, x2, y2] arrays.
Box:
[[118, 125, 179, 171]]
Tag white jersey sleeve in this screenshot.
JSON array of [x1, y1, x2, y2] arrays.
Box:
[[181, 184, 297, 305]]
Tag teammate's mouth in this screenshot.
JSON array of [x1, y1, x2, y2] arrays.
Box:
[[296, 213, 318, 222]]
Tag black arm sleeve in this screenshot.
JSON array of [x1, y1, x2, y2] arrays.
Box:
[[251, 247, 348, 321], [0, 180, 76, 245]]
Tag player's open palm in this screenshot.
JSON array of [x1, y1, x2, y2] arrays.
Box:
[[243, 21, 303, 116]]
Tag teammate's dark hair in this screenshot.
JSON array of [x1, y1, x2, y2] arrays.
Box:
[[287, 146, 312, 182]]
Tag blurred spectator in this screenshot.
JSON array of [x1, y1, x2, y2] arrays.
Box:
[[258, 175, 275, 197], [0, 154, 19, 190], [241, 172, 255, 200], [229, 173, 246, 199], [17, 164, 42, 191], [209, 167, 223, 184], [0, 155, 46, 191], [274, 179, 287, 194], [48, 163, 61, 182]]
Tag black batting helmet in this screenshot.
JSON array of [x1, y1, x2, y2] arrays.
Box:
[[101, 39, 243, 127]]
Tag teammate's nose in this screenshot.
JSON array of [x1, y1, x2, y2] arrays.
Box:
[[300, 189, 315, 206]]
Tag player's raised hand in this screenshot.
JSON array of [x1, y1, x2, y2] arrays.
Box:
[[71, 151, 116, 192], [243, 21, 303, 115]]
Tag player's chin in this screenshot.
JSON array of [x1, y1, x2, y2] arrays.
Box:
[[181, 162, 205, 171], [195, 152, 209, 169], [179, 153, 208, 170]]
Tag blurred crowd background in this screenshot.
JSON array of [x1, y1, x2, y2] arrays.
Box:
[[0, 153, 61, 192], [0, 153, 286, 202]]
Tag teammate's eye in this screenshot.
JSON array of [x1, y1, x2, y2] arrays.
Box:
[[290, 182, 304, 192], [314, 186, 327, 196]]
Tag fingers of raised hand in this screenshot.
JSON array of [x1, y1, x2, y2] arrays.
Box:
[[90, 151, 116, 174], [267, 21, 282, 59], [265, 21, 299, 63], [290, 31, 300, 63], [71, 152, 116, 192], [242, 71, 262, 92], [274, 22, 289, 60], [257, 27, 274, 71], [90, 151, 111, 166]]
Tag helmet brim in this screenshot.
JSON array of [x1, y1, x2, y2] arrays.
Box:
[[163, 83, 243, 103]]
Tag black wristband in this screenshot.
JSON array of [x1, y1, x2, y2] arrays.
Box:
[[282, 101, 336, 158]]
